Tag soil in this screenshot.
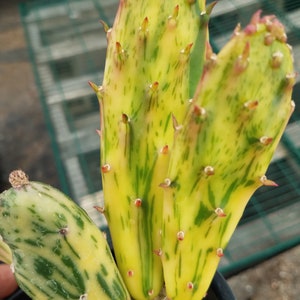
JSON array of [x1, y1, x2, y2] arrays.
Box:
[[0, 0, 60, 191], [228, 246, 300, 300], [0, 1, 299, 300]]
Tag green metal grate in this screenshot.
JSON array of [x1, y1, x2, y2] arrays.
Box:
[[20, 0, 300, 277]]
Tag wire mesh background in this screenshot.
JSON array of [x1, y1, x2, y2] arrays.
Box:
[[19, 0, 300, 276]]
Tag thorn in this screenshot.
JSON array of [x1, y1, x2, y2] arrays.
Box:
[[9, 170, 30, 189], [148, 289, 154, 296], [139, 17, 149, 39], [264, 33, 275, 46], [250, 9, 262, 24], [187, 282, 194, 290], [264, 17, 287, 43], [169, 4, 179, 20], [116, 41, 122, 54], [134, 198, 142, 207], [96, 129, 101, 137], [215, 208, 226, 217], [259, 136, 273, 145], [260, 175, 278, 187], [244, 10, 261, 35], [244, 100, 259, 110], [94, 206, 105, 214], [291, 100, 296, 112], [206, 42, 217, 64], [177, 231, 185, 241], [233, 23, 241, 36], [234, 42, 250, 74], [204, 166, 215, 176], [115, 42, 127, 66], [205, 1, 217, 15], [159, 178, 172, 188], [272, 21, 287, 43], [216, 248, 224, 257], [180, 43, 193, 56], [149, 81, 159, 92], [285, 72, 296, 89], [172, 114, 183, 131], [271, 51, 284, 68], [59, 227, 69, 236], [279, 32, 287, 43], [88, 81, 99, 93], [172, 4, 179, 19], [244, 23, 258, 35], [88, 82, 104, 98], [263, 15, 276, 32], [121, 113, 130, 124], [79, 294, 88, 300], [193, 105, 206, 117], [153, 248, 163, 256], [160, 145, 169, 155], [99, 20, 110, 33], [287, 43, 293, 54], [101, 163, 111, 173], [168, 5, 179, 28], [127, 270, 134, 277], [141, 16, 149, 32]]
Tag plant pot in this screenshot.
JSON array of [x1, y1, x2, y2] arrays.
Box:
[[5, 271, 235, 300], [206, 271, 236, 300]]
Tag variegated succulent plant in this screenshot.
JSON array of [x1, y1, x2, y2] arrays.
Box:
[[0, 1, 295, 299]]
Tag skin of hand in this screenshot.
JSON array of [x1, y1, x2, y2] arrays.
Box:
[[0, 264, 18, 299]]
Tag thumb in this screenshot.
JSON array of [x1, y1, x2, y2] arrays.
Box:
[[0, 264, 18, 299]]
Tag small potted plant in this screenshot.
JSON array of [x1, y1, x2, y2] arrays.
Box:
[[0, 0, 295, 299]]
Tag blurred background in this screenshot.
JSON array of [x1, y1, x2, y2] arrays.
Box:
[[0, 0, 300, 299]]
